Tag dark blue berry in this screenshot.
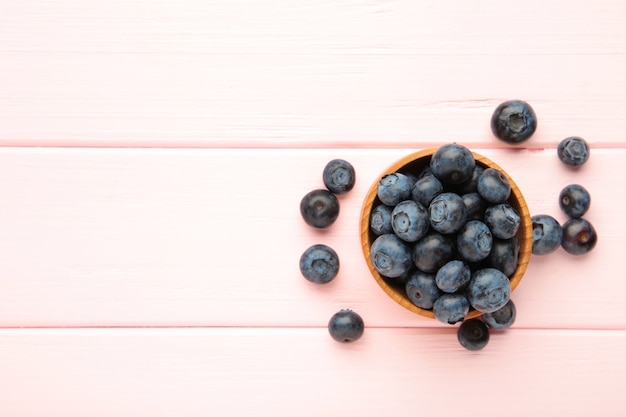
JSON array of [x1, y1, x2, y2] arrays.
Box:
[[411, 175, 443, 207], [532, 214, 563, 255], [559, 184, 591, 218], [405, 270, 441, 310], [489, 237, 520, 276], [433, 293, 470, 325], [457, 318, 490, 351], [490, 100, 537, 144], [377, 173, 412, 206], [299, 244, 340, 284], [561, 218, 597, 255], [391, 200, 429, 242], [462, 192, 487, 221], [435, 260, 471, 293], [429, 192, 467, 234], [412, 231, 456, 273], [484, 203, 521, 240], [457, 220, 493, 262], [300, 189, 340, 228], [477, 168, 511, 204], [455, 165, 485, 194], [482, 299, 516, 329], [323, 159, 355, 194], [328, 309, 364, 343], [558, 137, 589, 167], [429, 143, 476, 185], [467, 268, 511, 313], [370, 234, 413, 278], [370, 204, 393, 236]]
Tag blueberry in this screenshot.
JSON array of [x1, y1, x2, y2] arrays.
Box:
[[370, 204, 393, 236], [429, 143, 476, 185], [561, 218, 598, 255], [328, 309, 364, 343], [455, 165, 485, 194], [411, 175, 443, 207], [391, 200, 429, 242], [370, 234, 413, 278], [558, 136, 589, 167], [429, 192, 467, 234], [457, 220, 493, 262], [457, 318, 490, 351], [490, 100, 537, 144], [467, 268, 511, 313], [412, 231, 456, 273], [405, 270, 441, 310], [482, 299, 516, 329], [462, 192, 487, 221], [489, 237, 520, 276], [377, 173, 412, 206], [477, 168, 511, 204], [300, 189, 340, 228], [433, 293, 470, 325], [531, 214, 563, 255], [435, 260, 471, 293], [484, 203, 521, 240], [559, 184, 591, 218], [299, 244, 340, 284], [323, 159, 355, 194]]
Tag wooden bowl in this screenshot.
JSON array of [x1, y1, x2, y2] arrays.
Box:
[[360, 148, 532, 320]]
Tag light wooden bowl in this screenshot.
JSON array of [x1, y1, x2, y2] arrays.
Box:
[[360, 148, 532, 320]]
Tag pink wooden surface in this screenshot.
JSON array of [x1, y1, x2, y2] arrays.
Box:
[[1, 1, 625, 416]]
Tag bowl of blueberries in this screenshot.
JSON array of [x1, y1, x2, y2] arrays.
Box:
[[360, 143, 533, 325]]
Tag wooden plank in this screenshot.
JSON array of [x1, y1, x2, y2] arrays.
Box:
[[0, 327, 624, 416], [0, 148, 618, 328]]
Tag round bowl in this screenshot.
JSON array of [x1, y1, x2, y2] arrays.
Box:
[[360, 148, 532, 320]]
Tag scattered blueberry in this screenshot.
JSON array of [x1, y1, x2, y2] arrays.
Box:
[[456, 220, 493, 262], [433, 293, 470, 325], [299, 244, 340, 284], [328, 309, 364, 343], [477, 168, 511, 204], [300, 189, 340, 228], [531, 214, 563, 255], [489, 237, 520, 276], [559, 184, 591, 218], [462, 192, 487, 221], [377, 173, 413, 206], [405, 270, 441, 310], [429, 192, 468, 234], [370, 234, 413, 278], [430, 143, 476, 185], [484, 203, 521, 240], [558, 136, 590, 167], [412, 231, 456, 273], [561, 218, 598, 255], [482, 299, 516, 330], [370, 204, 393, 236], [467, 268, 511, 313], [457, 318, 490, 351], [391, 200, 430, 242], [411, 175, 443, 207], [323, 159, 355, 194], [435, 260, 471, 293], [490, 100, 537, 144]]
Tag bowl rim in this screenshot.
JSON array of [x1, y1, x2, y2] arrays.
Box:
[[359, 147, 533, 320]]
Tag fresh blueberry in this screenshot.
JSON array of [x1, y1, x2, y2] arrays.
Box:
[[477, 168, 511, 204], [328, 309, 364, 343], [377, 173, 412, 206], [429, 192, 467, 234], [561, 218, 598, 255], [433, 293, 470, 325], [429, 143, 476, 185], [482, 299, 516, 329], [462, 192, 487, 221], [559, 184, 591, 218], [435, 260, 471, 293], [484, 203, 521, 240], [370, 204, 393, 236], [467, 268, 511, 313], [299, 244, 340, 284], [323, 159, 355, 194], [490, 100, 537, 144], [455, 165, 485, 194], [370, 234, 413, 278], [411, 175, 443, 207], [489, 237, 520, 276], [558, 136, 589, 167], [300, 189, 340, 228], [531, 214, 563, 255], [391, 200, 430, 242], [412, 231, 456, 273], [405, 270, 441, 310], [418, 166, 434, 179], [457, 318, 490, 351], [456, 220, 493, 262]]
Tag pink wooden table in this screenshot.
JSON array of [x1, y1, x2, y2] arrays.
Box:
[[1, 1, 625, 415]]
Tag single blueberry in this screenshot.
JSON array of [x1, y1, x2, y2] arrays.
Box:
[[328, 309, 364, 343], [433, 293, 470, 325], [323, 159, 355, 194], [429, 192, 468, 234], [490, 100, 537, 144], [559, 184, 591, 218], [457, 318, 490, 351], [484, 203, 521, 240], [532, 214, 563, 255], [477, 168, 511, 204], [482, 299, 516, 330], [370, 234, 413, 278], [377, 173, 412, 206], [300, 189, 340, 228], [405, 270, 441, 310], [558, 136, 589, 167], [430, 143, 476, 185], [369, 204, 393, 236], [467, 268, 511, 313], [391, 200, 430, 242], [457, 220, 493, 262], [489, 237, 520, 276], [561, 217, 598, 255], [299, 244, 340, 284], [435, 260, 471, 293], [462, 192, 487, 221], [411, 175, 444, 207], [412, 231, 456, 273]]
